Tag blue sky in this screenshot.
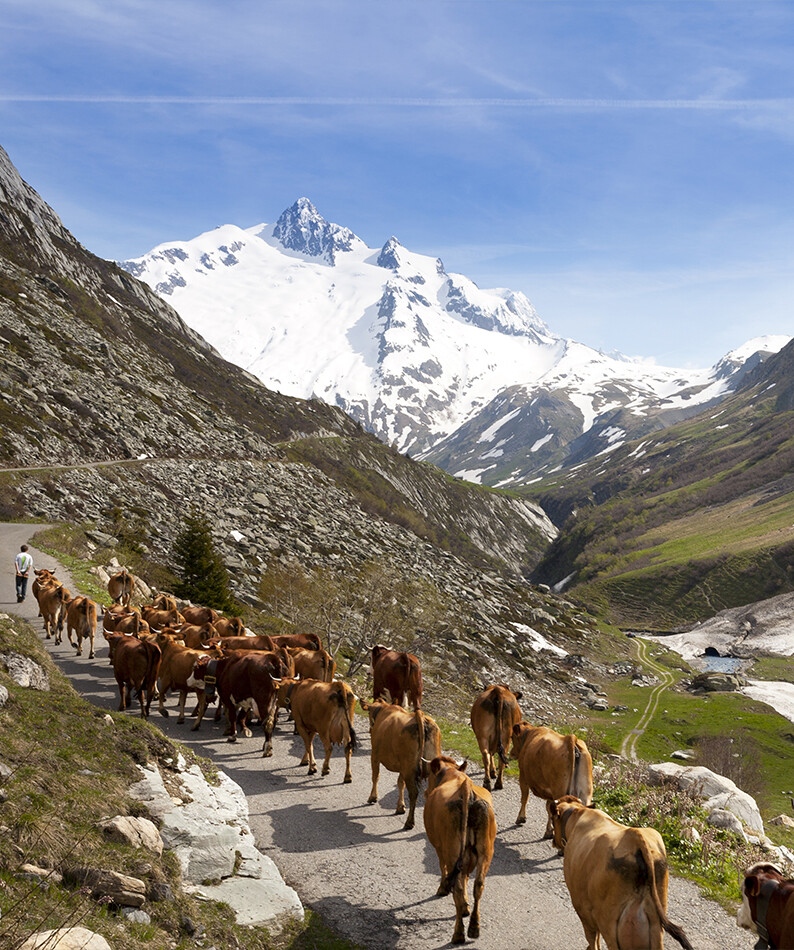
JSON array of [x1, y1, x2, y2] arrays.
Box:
[[1, 0, 792, 367]]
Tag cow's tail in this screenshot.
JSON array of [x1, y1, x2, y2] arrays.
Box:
[[336, 684, 357, 754], [634, 833, 693, 950], [414, 710, 426, 790], [495, 688, 507, 769], [408, 656, 423, 709], [447, 780, 472, 894], [322, 650, 331, 682]]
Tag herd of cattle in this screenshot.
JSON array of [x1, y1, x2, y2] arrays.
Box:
[[28, 565, 794, 949]]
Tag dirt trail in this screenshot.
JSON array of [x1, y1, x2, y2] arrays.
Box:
[[0, 523, 753, 950], [620, 637, 677, 762]]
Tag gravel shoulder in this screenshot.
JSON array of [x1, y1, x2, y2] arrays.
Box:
[[0, 523, 754, 950]]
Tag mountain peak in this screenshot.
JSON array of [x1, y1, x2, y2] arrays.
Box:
[[272, 197, 363, 264]]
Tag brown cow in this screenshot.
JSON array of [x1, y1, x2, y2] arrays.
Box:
[[189, 651, 286, 752], [107, 568, 133, 606], [218, 634, 275, 653], [270, 632, 322, 651], [424, 755, 496, 945], [181, 604, 220, 625], [470, 684, 523, 791], [141, 605, 185, 629], [102, 604, 139, 634], [110, 633, 161, 718], [65, 595, 98, 658], [361, 700, 441, 830], [151, 593, 179, 611], [32, 568, 57, 614], [37, 580, 69, 643], [289, 647, 336, 682], [512, 722, 593, 836], [284, 679, 356, 781], [738, 862, 794, 949], [551, 796, 693, 950], [212, 616, 245, 638], [370, 644, 423, 710], [177, 622, 217, 649], [155, 635, 218, 727]]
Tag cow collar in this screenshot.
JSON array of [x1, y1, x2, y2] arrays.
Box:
[[203, 659, 219, 700], [754, 879, 779, 950]]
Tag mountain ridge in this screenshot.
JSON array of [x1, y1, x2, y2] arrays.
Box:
[[120, 198, 790, 485]]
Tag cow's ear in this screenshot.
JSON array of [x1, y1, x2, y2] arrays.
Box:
[[549, 799, 559, 817], [458, 759, 468, 772], [744, 874, 762, 898], [512, 723, 521, 736], [513, 691, 523, 701], [359, 699, 370, 710], [429, 758, 442, 774]]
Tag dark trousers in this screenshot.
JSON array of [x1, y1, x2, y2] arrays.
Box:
[[15, 574, 28, 601]]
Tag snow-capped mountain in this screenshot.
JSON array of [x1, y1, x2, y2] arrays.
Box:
[[121, 199, 791, 486]]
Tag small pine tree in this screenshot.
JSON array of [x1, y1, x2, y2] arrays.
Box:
[[173, 510, 237, 612]]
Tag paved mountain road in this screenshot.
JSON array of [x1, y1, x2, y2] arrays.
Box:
[[0, 523, 753, 949]]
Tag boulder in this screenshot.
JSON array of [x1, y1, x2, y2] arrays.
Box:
[[707, 809, 745, 836], [0, 684, 8, 708], [65, 868, 146, 908], [770, 814, 794, 829], [99, 816, 163, 856], [648, 762, 764, 832], [0, 653, 49, 690], [20, 928, 112, 950], [691, 671, 745, 692]]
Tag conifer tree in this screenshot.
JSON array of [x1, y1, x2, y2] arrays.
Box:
[[173, 510, 237, 612]]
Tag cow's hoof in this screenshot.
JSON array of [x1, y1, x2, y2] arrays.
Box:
[[468, 923, 480, 938], [367, 796, 378, 804], [402, 818, 414, 831], [308, 766, 317, 775], [494, 780, 503, 790], [88, 652, 94, 659], [160, 710, 169, 718], [452, 932, 465, 945], [542, 830, 554, 840], [516, 816, 526, 825], [227, 736, 238, 744], [343, 775, 352, 784], [322, 767, 330, 776], [396, 805, 406, 815], [176, 718, 185, 725], [263, 749, 273, 758]]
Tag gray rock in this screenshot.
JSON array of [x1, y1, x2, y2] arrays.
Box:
[[0, 684, 8, 708], [67, 868, 147, 908], [0, 653, 49, 690], [99, 816, 163, 856], [121, 907, 151, 925], [648, 762, 764, 832], [691, 671, 745, 692], [770, 814, 794, 829], [707, 808, 745, 835]]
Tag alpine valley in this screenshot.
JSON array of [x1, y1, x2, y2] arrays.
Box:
[[122, 198, 790, 488]]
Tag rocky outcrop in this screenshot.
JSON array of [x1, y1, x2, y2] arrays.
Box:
[[129, 756, 303, 929], [648, 762, 763, 832], [20, 928, 112, 950]]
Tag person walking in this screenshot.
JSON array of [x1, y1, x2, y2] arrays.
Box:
[[14, 544, 32, 603]]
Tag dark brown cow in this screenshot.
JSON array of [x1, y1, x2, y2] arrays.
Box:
[[107, 568, 134, 606], [424, 755, 496, 945], [512, 722, 593, 836], [370, 644, 423, 710], [283, 679, 356, 781], [470, 684, 523, 791], [289, 647, 336, 682], [110, 633, 161, 717], [102, 604, 139, 634], [181, 604, 220, 625], [270, 632, 322, 651], [155, 635, 218, 727], [361, 700, 441, 830], [212, 616, 245, 638], [551, 796, 693, 950], [218, 634, 275, 653], [65, 595, 98, 658], [189, 651, 286, 752], [738, 863, 794, 949]]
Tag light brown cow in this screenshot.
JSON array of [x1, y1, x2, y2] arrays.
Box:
[[289, 646, 336, 682], [151, 593, 179, 612], [110, 633, 161, 718], [218, 634, 275, 653], [284, 679, 357, 781], [370, 644, 423, 710], [181, 604, 220, 625], [361, 700, 441, 830], [32, 568, 57, 614], [37, 580, 69, 643], [107, 568, 134, 607], [155, 635, 218, 727], [512, 722, 593, 836], [141, 605, 185, 629], [212, 616, 245, 638], [102, 604, 139, 634], [551, 796, 693, 950], [65, 595, 98, 658], [424, 755, 496, 945], [470, 684, 523, 791], [177, 622, 217, 649]]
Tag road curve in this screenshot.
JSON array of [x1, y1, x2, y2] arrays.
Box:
[[0, 523, 753, 950]]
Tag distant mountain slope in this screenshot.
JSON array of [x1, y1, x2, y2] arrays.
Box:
[[529, 338, 794, 629], [121, 198, 790, 486]]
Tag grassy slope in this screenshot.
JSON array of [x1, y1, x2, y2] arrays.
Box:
[[0, 614, 358, 950]]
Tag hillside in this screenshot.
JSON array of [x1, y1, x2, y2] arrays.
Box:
[[529, 339, 794, 629], [0, 141, 597, 716]]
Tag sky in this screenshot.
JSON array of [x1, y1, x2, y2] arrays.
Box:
[[1, 0, 792, 368]]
